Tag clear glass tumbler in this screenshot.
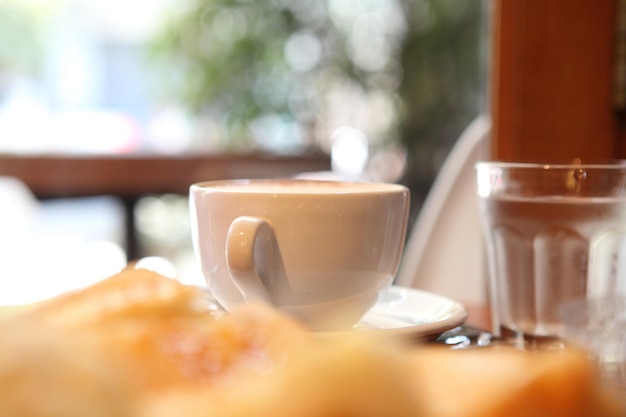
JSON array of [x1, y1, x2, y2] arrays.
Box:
[[476, 162, 626, 344]]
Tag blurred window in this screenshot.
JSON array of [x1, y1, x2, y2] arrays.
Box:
[[0, 0, 487, 295], [0, 0, 486, 182]]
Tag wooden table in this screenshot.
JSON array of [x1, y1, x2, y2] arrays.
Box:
[[0, 151, 331, 258]]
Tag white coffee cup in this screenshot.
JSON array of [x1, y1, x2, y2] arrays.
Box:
[[190, 179, 410, 330]]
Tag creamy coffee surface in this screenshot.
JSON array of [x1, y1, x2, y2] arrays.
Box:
[[197, 180, 404, 194]]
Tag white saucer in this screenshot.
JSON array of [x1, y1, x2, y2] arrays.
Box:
[[353, 286, 468, 339]]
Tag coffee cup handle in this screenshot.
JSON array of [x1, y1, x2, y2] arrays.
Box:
[[226, 216, 275, 304]]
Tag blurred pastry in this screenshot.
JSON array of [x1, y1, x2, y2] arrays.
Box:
[[0, 268, 622, 417]]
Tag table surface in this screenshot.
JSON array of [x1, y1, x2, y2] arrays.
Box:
[[0, 151, 331, 258], [0, 151, 332, 199]]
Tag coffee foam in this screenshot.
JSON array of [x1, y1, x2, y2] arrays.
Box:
[[197, 180, 405, 194]]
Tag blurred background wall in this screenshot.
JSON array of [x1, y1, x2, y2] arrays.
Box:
[[0, 0, 486, 185], [0, 0, 487, 297]]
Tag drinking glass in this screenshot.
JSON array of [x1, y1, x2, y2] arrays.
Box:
[[476, 162, 626, 344]]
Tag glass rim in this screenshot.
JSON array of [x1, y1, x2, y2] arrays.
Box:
[[475, 161, 626, 170]]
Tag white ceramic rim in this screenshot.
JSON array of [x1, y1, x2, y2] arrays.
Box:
[[190, 178, 409, 194]]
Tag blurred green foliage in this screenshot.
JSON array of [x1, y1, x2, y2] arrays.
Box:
[[398, 0, 485, 183], [150, 0, 363, 149], [0, 0, 51, 78], [149, 0, 485, 182]]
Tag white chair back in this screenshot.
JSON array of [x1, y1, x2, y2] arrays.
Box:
[[395, 114, 491, 306]]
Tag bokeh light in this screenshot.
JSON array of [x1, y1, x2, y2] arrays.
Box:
[[331, 126, 369, 179]]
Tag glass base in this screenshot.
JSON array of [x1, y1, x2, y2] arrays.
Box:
[[498, 325, 566, 351]]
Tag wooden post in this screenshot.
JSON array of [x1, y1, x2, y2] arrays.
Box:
[[489, 0, 620, 162]]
